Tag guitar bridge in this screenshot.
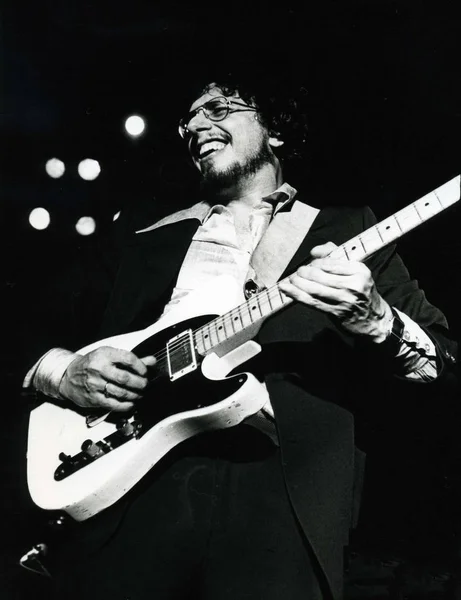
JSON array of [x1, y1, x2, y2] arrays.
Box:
[[166, 329, 197, 381]]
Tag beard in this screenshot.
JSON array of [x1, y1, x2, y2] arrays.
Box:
[[199, 138, 276, 198]]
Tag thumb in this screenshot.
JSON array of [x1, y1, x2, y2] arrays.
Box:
[[140, 355, 157, 368], [310, 241, 337, 259]]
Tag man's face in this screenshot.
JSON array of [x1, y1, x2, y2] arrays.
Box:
[[183, 85, 277, 187]]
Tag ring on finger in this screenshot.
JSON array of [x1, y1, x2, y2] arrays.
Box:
[[103, 382, 111, 398]]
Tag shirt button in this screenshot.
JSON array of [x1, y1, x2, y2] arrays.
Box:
[[403, 331, 411, 341], [424, 343, 431, 353]]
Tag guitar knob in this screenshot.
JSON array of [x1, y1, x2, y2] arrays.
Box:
[[116, 419, 134, 436], [81, 439, 101, 457], [117, 419, 140, 437]]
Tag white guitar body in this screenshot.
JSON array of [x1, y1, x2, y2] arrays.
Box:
[[27, 277, 268, 521]]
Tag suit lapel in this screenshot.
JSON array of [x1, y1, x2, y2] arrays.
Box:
[[98, 219, 200, 338], [249, 200, 320, 288], [280, 204, 364, 279]]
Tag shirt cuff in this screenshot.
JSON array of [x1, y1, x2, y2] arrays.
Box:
[[23, 348, 78, 400], [392, 308, 438, 381]]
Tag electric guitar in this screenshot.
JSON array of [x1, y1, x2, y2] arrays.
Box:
[[27, 175, 460, 521]]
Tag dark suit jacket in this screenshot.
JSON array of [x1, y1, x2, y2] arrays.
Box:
[[20, 202, 458, 600]]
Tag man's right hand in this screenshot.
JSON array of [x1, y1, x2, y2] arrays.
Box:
[[58, 346, 157, 412]]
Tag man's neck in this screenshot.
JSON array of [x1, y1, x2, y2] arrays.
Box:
[[208, 163, 283, 210]]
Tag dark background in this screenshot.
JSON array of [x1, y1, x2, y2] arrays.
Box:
[[1, 0, 461, 596]]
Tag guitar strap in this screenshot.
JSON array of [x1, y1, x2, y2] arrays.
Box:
[[245, 200, 320, 297]]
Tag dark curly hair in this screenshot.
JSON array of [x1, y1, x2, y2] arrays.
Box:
[[181, 70, 310, 169]]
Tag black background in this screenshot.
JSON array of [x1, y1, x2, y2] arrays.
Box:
[[1, 0, 461, 594]]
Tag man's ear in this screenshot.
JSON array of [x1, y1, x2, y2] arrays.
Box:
[[269, 135, 284, 148]]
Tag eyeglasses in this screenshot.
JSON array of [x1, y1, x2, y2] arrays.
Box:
[[178, 96, 257, 139]]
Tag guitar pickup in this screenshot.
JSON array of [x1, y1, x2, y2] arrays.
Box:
[[166, 329, 197, 381]]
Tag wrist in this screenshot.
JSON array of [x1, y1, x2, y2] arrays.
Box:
[[369, 301, 394, 344], [377, 307, 405, 353], [33, 348, 78, 400]]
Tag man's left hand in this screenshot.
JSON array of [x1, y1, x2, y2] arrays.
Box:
[[278, 241, 393, 342]]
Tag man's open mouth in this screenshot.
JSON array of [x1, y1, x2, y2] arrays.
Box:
[[196, 139, 228, 159]]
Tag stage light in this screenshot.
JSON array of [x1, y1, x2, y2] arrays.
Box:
[[45, 158, 65, 179], [113, 211, 121, 221], [29, 207, 51, 230], [124, 115, 145, 137], [75, 216, 96, 236], [78, 159, 101, 181]]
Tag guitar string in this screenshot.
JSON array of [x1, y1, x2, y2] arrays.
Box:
[[143, 195, 446, 374]]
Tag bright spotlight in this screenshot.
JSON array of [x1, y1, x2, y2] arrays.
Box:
[[78, 159, 101, 181], [125, 115, 146, 137], [45, 158, 65, 179], [29, 207, 51, 230], [75, 216, 96, 236], [113, 211, 121, 221]]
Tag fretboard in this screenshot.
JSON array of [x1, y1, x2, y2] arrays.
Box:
[[194, 175, 460, 355]]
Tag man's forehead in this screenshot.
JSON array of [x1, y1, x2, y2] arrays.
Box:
[[189, 85, 240, 112]]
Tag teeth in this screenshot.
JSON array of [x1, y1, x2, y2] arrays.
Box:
[[199, 141, 226, 157]]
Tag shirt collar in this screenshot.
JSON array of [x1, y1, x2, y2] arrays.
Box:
[[136, 182, 298, 234], [264, 182, 298, 215]]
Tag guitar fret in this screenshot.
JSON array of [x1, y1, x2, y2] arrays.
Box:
[[240, 300, 255, 325], [278, 284, 291, 306], [193, 331, 202, 355], [267, 286, 284, 310], [433, 191, 444, 208], [413, 201, 423, 221], [248, 298, 262, 320], [216, 316, 228, 341], [228, 309, 237, 334], [406, 204, 424, 228], [234, 307, 245, 332], [207, 322, 220, 347], [265, 288, 274, 311], [331, 246, 349, 261], [197, 328, 211, 354], [375, 222, 386, 242]]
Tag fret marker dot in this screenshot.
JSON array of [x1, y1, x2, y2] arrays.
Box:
[[204, 334, 209, 339], [351, 246, 356, 251], [386, 226, 390, 230], [218, 326, 223, 330], [252, 306, 257, 310]]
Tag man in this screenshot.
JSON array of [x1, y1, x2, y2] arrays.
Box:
[[21, 77, 458, 599]]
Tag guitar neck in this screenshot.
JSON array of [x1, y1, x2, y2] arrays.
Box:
[[194, 175, 460, 355]]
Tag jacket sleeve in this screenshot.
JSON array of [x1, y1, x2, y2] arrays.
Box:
[[362, 205, 458, 383]]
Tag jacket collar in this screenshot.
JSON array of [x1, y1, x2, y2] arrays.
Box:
[[135, 182, 298, 234]]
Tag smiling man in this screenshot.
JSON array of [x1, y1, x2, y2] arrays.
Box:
[[21, 75, 458, 600], [183, 86, 281, 193]]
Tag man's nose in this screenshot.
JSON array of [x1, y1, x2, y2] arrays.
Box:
[[187, 108, 212, 133]]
